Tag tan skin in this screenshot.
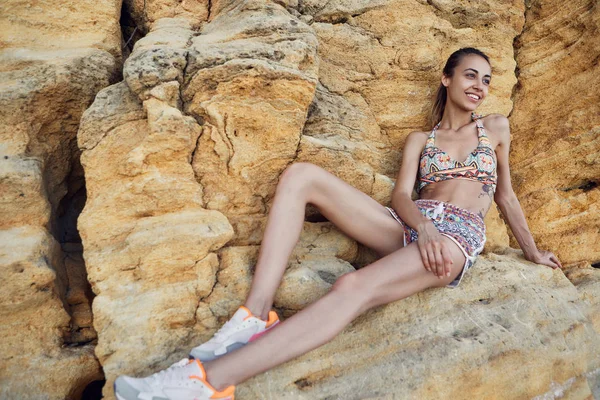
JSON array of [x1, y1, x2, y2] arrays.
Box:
[[132, 54, 562, 393], [392, 54, 562, 279], [197, 54, 562, 391]]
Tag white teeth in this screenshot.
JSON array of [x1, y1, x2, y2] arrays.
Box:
[[467, 94, 479, 100]]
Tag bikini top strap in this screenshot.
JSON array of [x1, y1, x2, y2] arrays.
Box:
[[426, 122, 440, 147], [472, 113, 487, 138]]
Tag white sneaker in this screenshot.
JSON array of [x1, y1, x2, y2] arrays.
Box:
[[189, 306, 280, 361], [114, 358, 235, 400]]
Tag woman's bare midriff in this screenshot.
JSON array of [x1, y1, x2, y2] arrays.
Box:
[[418, 179, 494, 218]]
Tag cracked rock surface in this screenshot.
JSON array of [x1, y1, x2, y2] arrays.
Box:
[[2, 0, 600, 399], [239, 251, 600, 399], [509, 0, 600, 266], [0, 0, 121, 398], [77, 2, 323, 397]]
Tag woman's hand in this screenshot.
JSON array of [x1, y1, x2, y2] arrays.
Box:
[[527, 249, 562, 269], [417, 221, 454, 278]]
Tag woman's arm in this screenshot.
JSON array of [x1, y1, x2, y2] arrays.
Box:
[[489, 115, 562, 269], [390, 132, 455, 278], [390, 132, 430, 229]]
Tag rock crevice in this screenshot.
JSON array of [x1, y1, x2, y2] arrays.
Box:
[[2, 0, 600, 399]]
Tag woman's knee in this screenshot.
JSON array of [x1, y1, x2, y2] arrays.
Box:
[[278, 162, 321, 193], [332, 272, 367, 296], [331, 272, 374, 312]]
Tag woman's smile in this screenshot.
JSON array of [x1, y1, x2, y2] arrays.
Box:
[[466, 92, 481, 102]]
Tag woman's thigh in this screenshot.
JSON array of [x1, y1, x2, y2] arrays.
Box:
[[338, 238, 467, 312], [285, 163, 404, 256]]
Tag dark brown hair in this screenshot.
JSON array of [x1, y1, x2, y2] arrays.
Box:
[[431, 47, 491, 127]]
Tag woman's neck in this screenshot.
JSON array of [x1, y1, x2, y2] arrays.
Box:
[[439, 105, 473, 131]]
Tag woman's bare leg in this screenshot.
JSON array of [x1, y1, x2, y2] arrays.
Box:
[[206, 239, 467, 390], [244, 162, 406, 319]]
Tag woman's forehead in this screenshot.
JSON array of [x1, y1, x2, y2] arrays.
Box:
[[458, 54, 492, 76]]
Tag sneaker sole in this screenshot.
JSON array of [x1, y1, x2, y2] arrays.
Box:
[[190, 320, 280, 361], [248, 320, 279, 342]]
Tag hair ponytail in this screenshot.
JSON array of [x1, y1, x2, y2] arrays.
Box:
[[430, 47, 491, 127], [431, 84, 447, 128]]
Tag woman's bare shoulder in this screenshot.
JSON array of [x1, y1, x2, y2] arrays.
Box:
[[402, 131, 430, 157], [402, 131, 429, 153], [406, 130, 430, 144], [482, 114, 510, 133], [481, 114, 510, 144]]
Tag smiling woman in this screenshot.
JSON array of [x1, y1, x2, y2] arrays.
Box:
[[431, 48, 491, 127], [113, 47, 562, 400]]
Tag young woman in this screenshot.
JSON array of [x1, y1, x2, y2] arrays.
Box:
[[114, 47, 562, 400]]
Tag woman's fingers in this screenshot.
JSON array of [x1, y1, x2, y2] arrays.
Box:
[[419, 236, 457, 278], [541, 251, 560, 269], [550, 254, 562, 269], [419, 243, 430, 271], [441, 243, 453, 277], [434, 242, 445, 278], [427, 246, 437, 275]]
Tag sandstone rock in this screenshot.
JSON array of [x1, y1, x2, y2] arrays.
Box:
[[509, 0, 600, 265], [122, 0, 210, 33], [76, 4, 321, 395], [297, 82, 395, 197], [0, 49, 118, 225], [483, 205, 511, 253], [205, 246, 355, 317], [274, 258, 355, 311], [78, 79, 234, 397], [0, 227, 103, 399], [1, 0, 595, 399], [185, 0, 319, 228], [295, 0, 523, 248], [205, 246, 256, 319], [123, 18, 193, 101], [564, 262, 600, 334], [0, 153, 51, 229], [0, 0, 121, 59], [0, 345, 102, 400], [0, 0, 121, 398], [63, 244, 98, 344], [237, 252, 600, 399], [206, 222, 358, 318]]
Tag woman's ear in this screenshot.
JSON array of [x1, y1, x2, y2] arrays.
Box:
[[441, 74, 450, 88]]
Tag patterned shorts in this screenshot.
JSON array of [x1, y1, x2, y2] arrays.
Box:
[[385, 199, 486, 288]]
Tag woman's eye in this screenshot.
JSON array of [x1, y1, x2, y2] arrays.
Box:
[[484, 79, 490, 85], [467, 73, 475, 78]]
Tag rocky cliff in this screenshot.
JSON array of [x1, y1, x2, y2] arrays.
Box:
[[0, 0, 121, 398], [0, 0, 598, 399]]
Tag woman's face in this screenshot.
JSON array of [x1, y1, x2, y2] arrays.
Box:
[[442, 54, 492, 112]]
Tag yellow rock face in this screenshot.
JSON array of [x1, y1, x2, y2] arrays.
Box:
[[297, 0, 522, 250], [509, 0, 600, 265], [0, 0, 121, 59], [238, 253, 600, 399], [2, 0, 600, 398], [78, 81, 235, 397], [0, 0, 121, 398], [123, 0, 210, 32], [184, 2, 320, 224]]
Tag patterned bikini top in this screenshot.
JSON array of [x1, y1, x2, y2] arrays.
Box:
[[417, 114, 497, 194]]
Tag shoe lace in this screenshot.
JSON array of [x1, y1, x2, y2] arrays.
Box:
[[212, 319, 238, 341], [147, 358, 190, 385]]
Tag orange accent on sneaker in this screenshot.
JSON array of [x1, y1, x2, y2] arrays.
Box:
[[239, 306, 253, 321], [189, 359, 236, 399], [210, 385, 235, 399], [265, 311, 279, 328]]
